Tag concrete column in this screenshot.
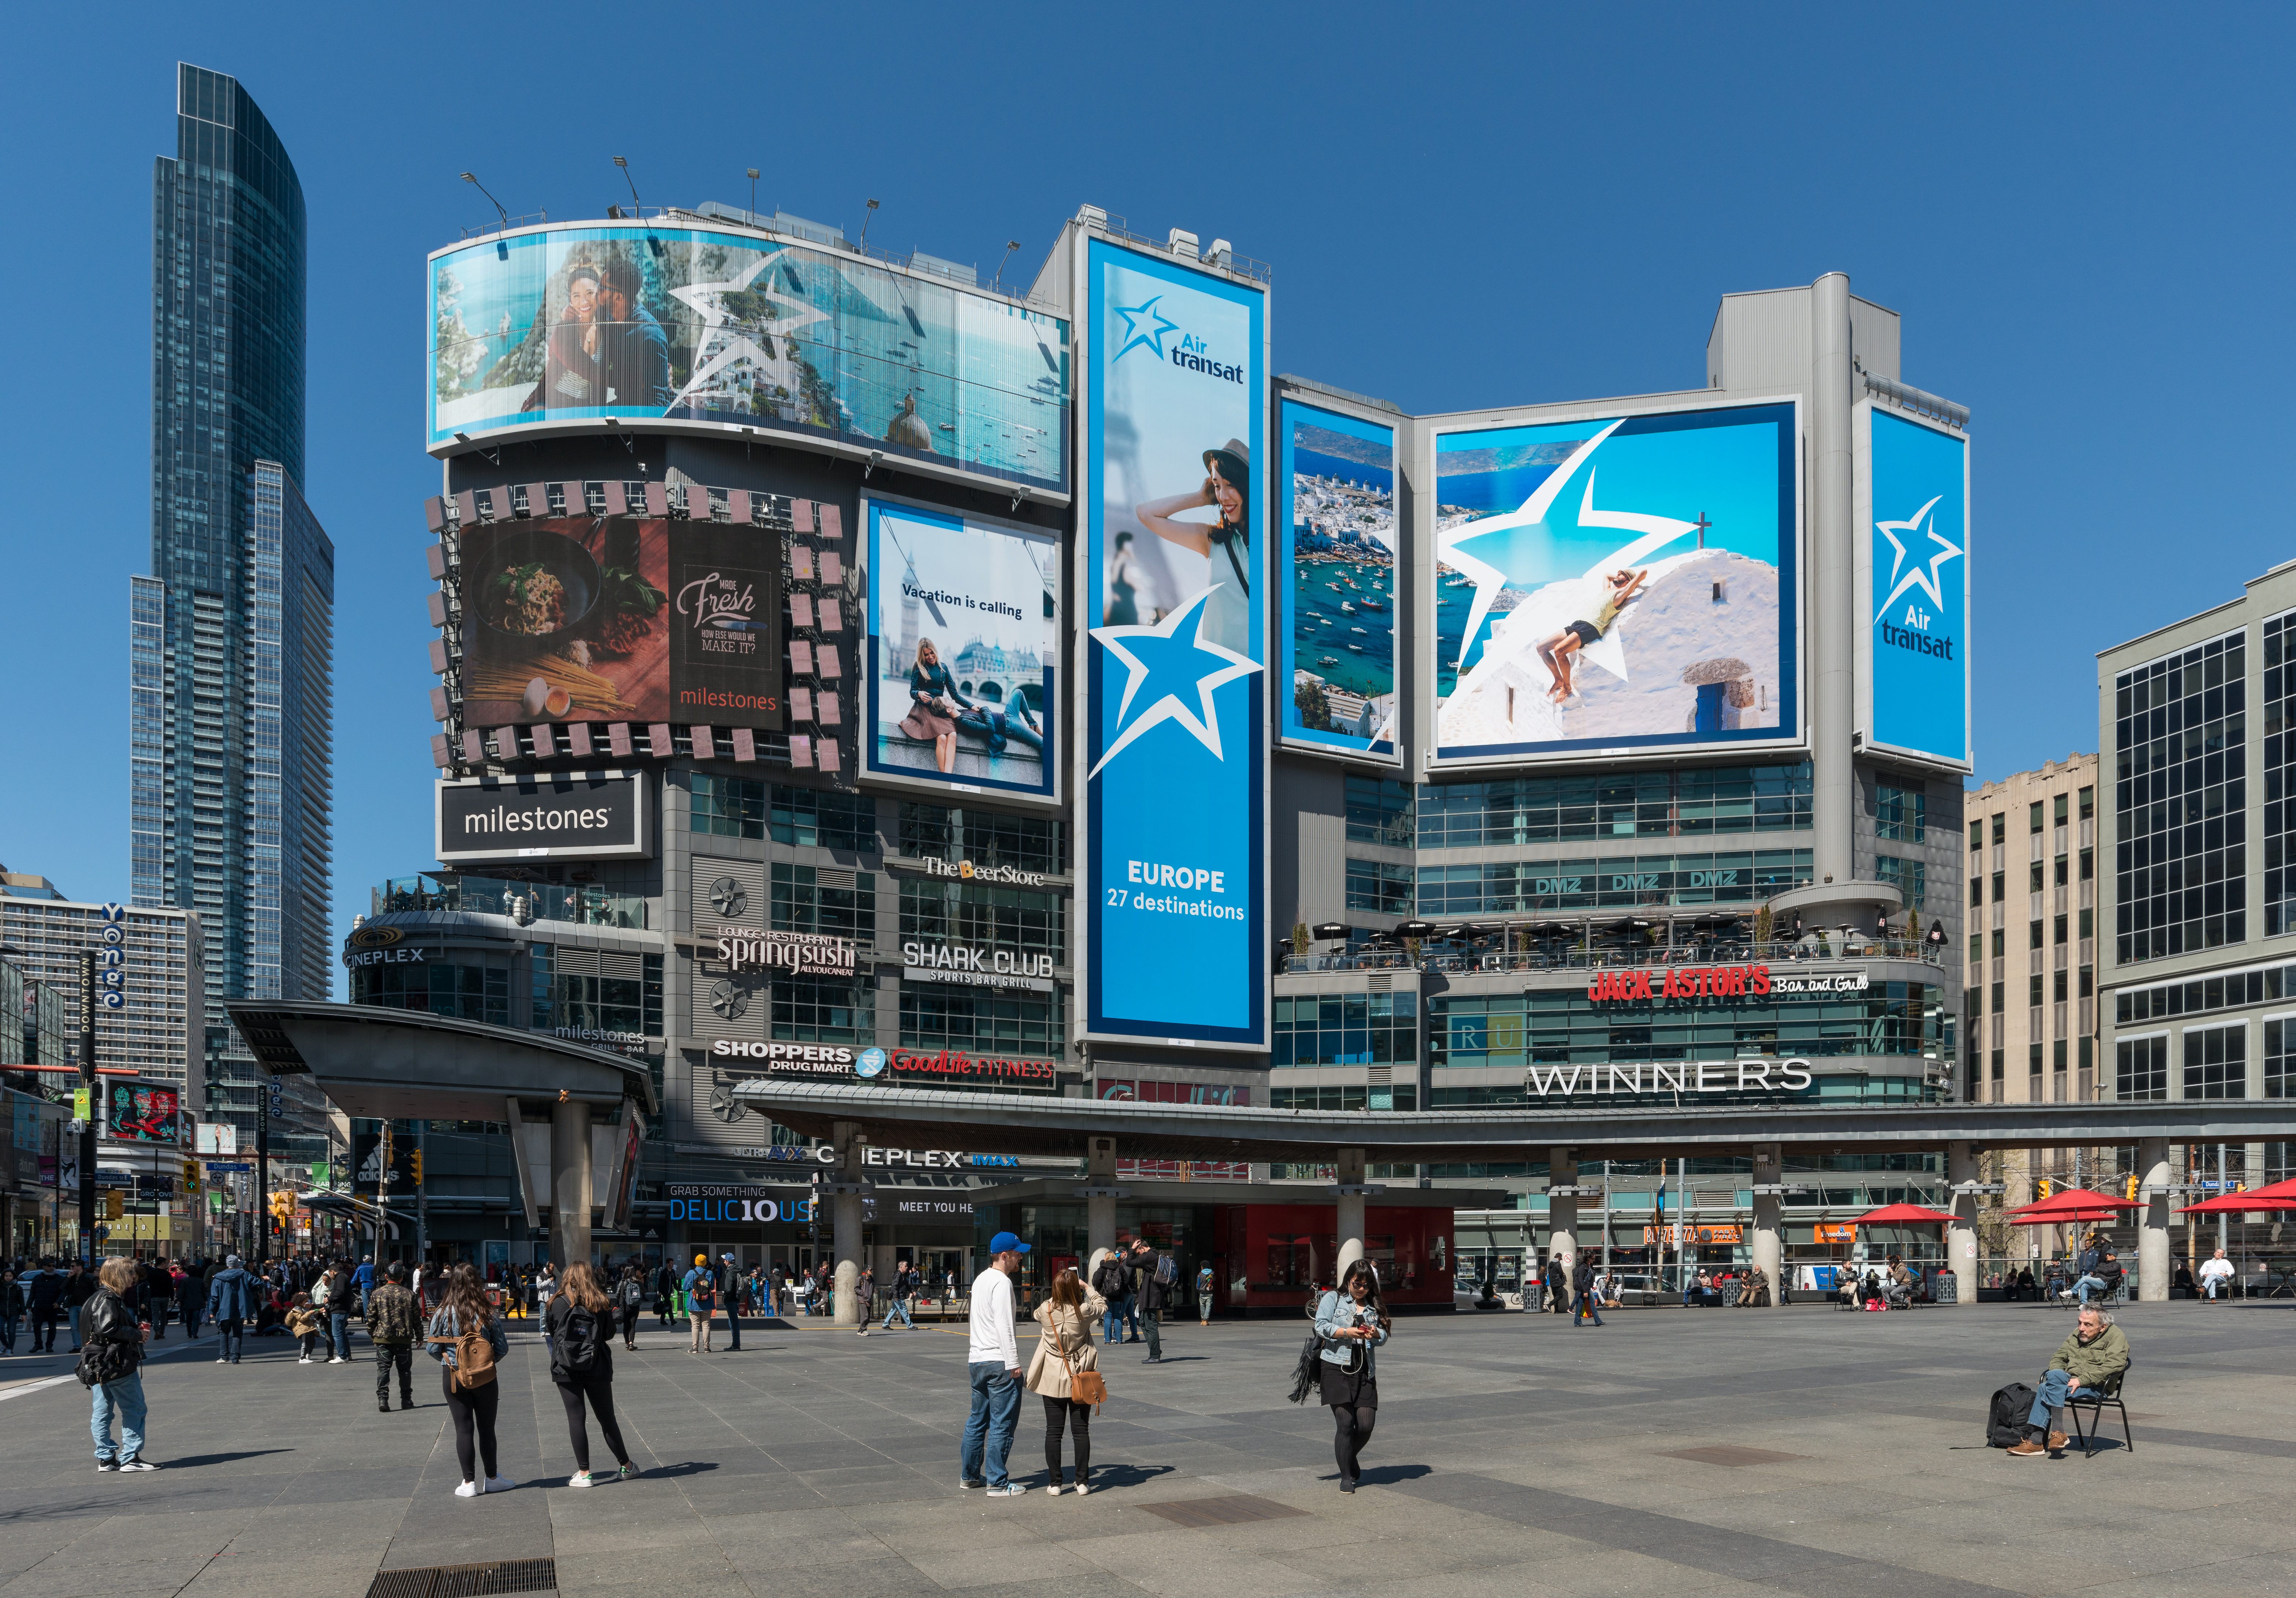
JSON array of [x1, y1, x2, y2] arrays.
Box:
[[549, 1097, 593, 1267], [1751, 1143, 1784, 1309], [1946, 1141, 1979, 1305], [1547, 1147, 1579, 1304], [1809, 272, 1855, 889], [832, 1119, 863, 1326], [2137, 1136, 2172, 1302], [1087, 1136, 1117, 1261], [1335, 1147, 1367, 1278]]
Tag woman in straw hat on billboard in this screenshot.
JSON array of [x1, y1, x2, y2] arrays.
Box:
[[1135, 439, 1251, 654]]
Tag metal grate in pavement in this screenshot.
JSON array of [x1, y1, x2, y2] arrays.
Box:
[[1659, 1445, 1808, 1467], [365, 1560, 557, 1598], [1140, 1494, 1308, 1528]]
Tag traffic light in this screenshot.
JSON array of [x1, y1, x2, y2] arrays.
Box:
[[104, 1189, 123, 1221], [410, 1149, 423, 1184], [2038, 1179, 2052, 1200], [268, 1190, 294, 1222], [2127, 1174, 2140, 1202]]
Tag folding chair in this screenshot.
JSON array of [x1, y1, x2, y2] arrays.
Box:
[[2063, 1364, 2133, 1458]]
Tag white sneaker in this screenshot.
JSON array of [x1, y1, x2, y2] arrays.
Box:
[[328, 1357, 344, 1365], [1045, 1483, 1065, 1496], [215, 1356, 228, 1364], [485, 1475, 517, 1493], [568, 1470, 597, 1488], [985, 1482, 1027, 1498], [298, 1355, 311, 1364], [1074, 1482, 1092, 1496], [455, 1480, 482, 1498]]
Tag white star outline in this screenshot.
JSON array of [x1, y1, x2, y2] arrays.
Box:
[[1112, 295, 1179, 363], [1872, 494, 1964, 623], [1087, 587, 1263, 780], [665, 249, 829, 406]]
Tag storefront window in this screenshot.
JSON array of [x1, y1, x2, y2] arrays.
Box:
[[352, 961, 509, 1026], [1273, 992, 1415, 1065], [900, 988, 1063, 1061], [1270, 1084, 1416, 1112]]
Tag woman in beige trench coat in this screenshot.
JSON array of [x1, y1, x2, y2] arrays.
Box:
[[1025, 1266, 1107, 1494]]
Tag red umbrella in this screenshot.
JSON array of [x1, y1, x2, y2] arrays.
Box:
[[2004, 1185, 2140, 1218], [1852, 1202, 1960, 1225], [2178, 1183, 2296, 1214]]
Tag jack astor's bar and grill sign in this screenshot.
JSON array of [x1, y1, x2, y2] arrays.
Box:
[[716, 927, 855, 973], [1584, 964, 1870, 1003]]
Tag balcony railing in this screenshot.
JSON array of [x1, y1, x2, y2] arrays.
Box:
[[1281, 938, 1945, 976], [373, 873, 647, 931]]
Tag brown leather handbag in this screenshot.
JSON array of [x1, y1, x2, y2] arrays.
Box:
[[1054, 1314, 1107, 1410]]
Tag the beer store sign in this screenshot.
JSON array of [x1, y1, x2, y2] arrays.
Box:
[[901, 941, 1055, 991], [717, 927, 856, 974], [1585, 964, 1870, 1003], [1524, 1058, 1817, 1098]]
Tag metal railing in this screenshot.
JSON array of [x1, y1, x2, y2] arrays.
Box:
[[373, 872, 647, 931], [1281, 938, 1944, 975]]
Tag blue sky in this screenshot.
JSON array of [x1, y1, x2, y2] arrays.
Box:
[[2, 5, 2289, 995]]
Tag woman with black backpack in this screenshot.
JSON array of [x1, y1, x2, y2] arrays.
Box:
[[545, 1262, 637, 1487], [613, 1262, 646, 1349]]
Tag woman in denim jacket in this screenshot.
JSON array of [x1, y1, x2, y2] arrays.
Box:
[[1314, 1261, 1389, 1494]]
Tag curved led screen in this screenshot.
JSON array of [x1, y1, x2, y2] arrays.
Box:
[[429, 224, 1070, 493]]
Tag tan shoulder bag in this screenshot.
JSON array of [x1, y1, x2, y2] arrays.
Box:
[[1054, 1311, 1106, 1410]]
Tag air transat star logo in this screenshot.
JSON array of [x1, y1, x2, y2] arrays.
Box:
[[1089, 588, 1262, 778], [1873, 495, 1964, 621], [1112, 295, 1179, 363]]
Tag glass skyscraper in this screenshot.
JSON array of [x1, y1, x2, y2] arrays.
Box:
[[137, 64, 334, 1136]]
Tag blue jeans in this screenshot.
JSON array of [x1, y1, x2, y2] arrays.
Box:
[[2072, 1274, 2107, 1304], [1102, 1296, 1128, 1345], [66, 1305, 81, 1350], [2027, 1369, 2082, 1431], [91, 1372, 147, 1463], [218, 1320, 244, 1362], [1574, 1290, 1604, 1326], [960, 1360, 1021, 1487], [329, 1313, 351, 1360], [881, 1295, 914, 1330], [2204, 1275, 2229, 1300]]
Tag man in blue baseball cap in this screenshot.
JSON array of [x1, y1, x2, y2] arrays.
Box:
[[960, 1231, 1030, 1497]]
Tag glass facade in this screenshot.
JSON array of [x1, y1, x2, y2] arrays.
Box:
[[1428, 983, 1941, 1068], [1345, 858, 1412, 915], [353, 961, 509, 1026], [1345, 777, 1414, 847], [1416, 764, 1812, 849], [899, 989, 1064, 1061], [771, 788, 877, 852], [898, 802, 1066, 875], [1272, 992, 1418, 1066], [2182, 1022, 2247, 1099], [2114, 631, 2245, 962], [772, 975, 872, 1044], [898, 878, 1064, 961], [1417, 849, 1811, 916], [1875, 783, 1927, 842], [2117, 1033, 2168, 1101], [2265, 610, 2296, 933], [691, 773, 768, 839], [373, 873, 645, 930], [1875, 854, 1926, 911], [530, 947, 662, 1038]]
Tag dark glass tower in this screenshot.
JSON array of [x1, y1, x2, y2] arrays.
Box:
[[138, 64, 333, 1136]]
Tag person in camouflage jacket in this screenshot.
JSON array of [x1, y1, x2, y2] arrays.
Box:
[[365, 1262, 421, 1413]]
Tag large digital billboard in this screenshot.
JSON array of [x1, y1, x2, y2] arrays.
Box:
[[106, 1081, 179, 1145], [429, 224, 1070, 494], [864, 498, 1059, 800], [1080, 236, 1267, 1047], [1859, 404, 1970, 768], [1431, 401, 1799, 764], [459, 515, 782, 731], [1280, 397, 1398, 760]]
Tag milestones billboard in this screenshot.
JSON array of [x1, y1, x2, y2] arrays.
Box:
[[1857, 403, 1970, 770], [436, 772, 648, 862], [1430, 400, 1800, 765], [1079, 235, 1267, 1048], [864, 499, 1060, 800], [459, 515, 782, 732], [1279, 396, 1399, 760], [429, 224, 1070, 494]]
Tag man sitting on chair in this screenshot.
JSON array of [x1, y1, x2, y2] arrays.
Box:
[[2007, 1304, 2129, 1457]]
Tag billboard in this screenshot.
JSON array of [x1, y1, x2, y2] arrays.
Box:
[[429, 224, 1069, 494], [1858, 404, 1970, 768], [1079, 235, 1267, 1047], [459, 516, 782, 731], [864, 498, 1059, 800], [1431, 401, 1799, 764], [105, 1081, 179, 1145], [1279, 397, 1399, 759], [437, 773, 648, 862]]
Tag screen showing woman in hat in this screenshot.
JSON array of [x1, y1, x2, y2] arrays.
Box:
[[1133, 438, 1251, 654]]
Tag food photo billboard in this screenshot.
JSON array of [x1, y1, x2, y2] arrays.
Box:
[[1078, 234, 1268, 1048], [1429, 400, 1801, 766], [1279, 396, 1400, 761], [459, 515, 782, 731], [1856, 402, 1971, 770], [429, 223, 1071, 494], [864, 497, 1060, 800]]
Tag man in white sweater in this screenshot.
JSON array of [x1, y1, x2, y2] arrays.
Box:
[[960, 1231, 1030, 1497]]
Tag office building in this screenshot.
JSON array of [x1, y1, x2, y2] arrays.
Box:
[[0, 879, 203, 1091], [138, 64, 334, 1143]]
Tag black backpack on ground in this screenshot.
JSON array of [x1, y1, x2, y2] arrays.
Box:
[[1986, 1382, 2035, 1448]]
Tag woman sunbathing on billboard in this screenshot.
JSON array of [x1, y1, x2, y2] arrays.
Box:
[[1535, 567, 1648, 703], [1134, 439, 1251, 654]]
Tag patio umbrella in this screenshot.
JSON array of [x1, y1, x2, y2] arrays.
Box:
[[2177, 1187, 2296, 1214], [1852, 1202, 1960, 1225], [1395, 920, 1436, 938], [1311, 922, 1349, 940], [2003, 1186, 2141, 1220]]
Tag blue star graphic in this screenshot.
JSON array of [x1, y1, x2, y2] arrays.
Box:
[[1089, 587, 1262, 779], [1112, 294, 1179, 363]]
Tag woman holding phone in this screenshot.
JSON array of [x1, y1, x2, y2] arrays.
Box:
[[1134, 439, 1252, 654], [1313, 1261, 1389, 1494]]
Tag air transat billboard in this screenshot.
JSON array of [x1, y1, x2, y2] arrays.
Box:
[[1079, 235, 1267, 1047], [1430, 400, 1800, 765], [1858, 404, 1970, 769]]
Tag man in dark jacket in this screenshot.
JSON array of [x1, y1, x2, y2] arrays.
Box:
[[27, 1258, 66, 1352], [205, 1255, 259, 1365], [1130, 1240, 1170, 1363], [365, 1262, 419, 1412], [1572, 1255, 1604, 1326], [1545, 1252, 1570, 1315], [717, 1253, 743, 1351], [177, 1260, 208, 1341]]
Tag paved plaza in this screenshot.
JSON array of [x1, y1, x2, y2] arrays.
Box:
[[0, 1299, 2291, 1598]]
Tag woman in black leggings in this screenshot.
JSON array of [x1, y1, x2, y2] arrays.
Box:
[[1024, 1266, 1107, 1494], [1314, 1260, 1389, 1493], [425, 1264, 514, 1496], [544, 1262, 636, 1486]]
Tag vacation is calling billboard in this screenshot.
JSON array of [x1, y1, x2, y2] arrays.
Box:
[[1080, 236, 1266, 1046], [1431, 401, 1799, 764]]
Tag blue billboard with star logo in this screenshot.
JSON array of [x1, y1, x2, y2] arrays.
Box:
[[1862, 406, 1970, 768], [1080, 236, 1268, 1046]]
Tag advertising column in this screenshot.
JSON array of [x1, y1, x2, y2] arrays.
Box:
[[1856, 403, 1971, 769], [1077, 235, 1268, 1047]]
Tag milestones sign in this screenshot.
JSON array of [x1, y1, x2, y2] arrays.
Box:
[[436, 773, 647, 862]]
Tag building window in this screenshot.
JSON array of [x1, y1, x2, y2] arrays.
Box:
[[2029, 801, 2043, 833], [2054, 793, 2069, 825], [771, 863, 876, 940], [2079, 786, 2094, 820], [2116, 630, 2245, 961], [900, 988, 1063, 1061], [1415, 849, 1811, 916], [2117, 1034, 2168, 1100], [772, 975, 871, 1044], [1876, 855, 1926, 910], [1272, 1083, 1416, 1112], [1273, 992, 1417, 1065], [771, 788, 877, 852], [1415, 765, 1811, 849], [1347, 858, 1413, 916], [1991, 813, 2005, 845], [352, 961, 508, 1026], [1346, 776, 1415, 847], [529, 946, 658, 1038], [690, 773, 767, 839], [2267, 1018, 2296, 1098], [898, 878, 1065, 962], [2183, 1023, 2247, 1099], [1426, 983, 1938, 1069], [1991, 873, 2005, 903], [897, 802, 1064, 873], [1875, 783, 1927, 842], [1970, 820, 1983, 854]]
